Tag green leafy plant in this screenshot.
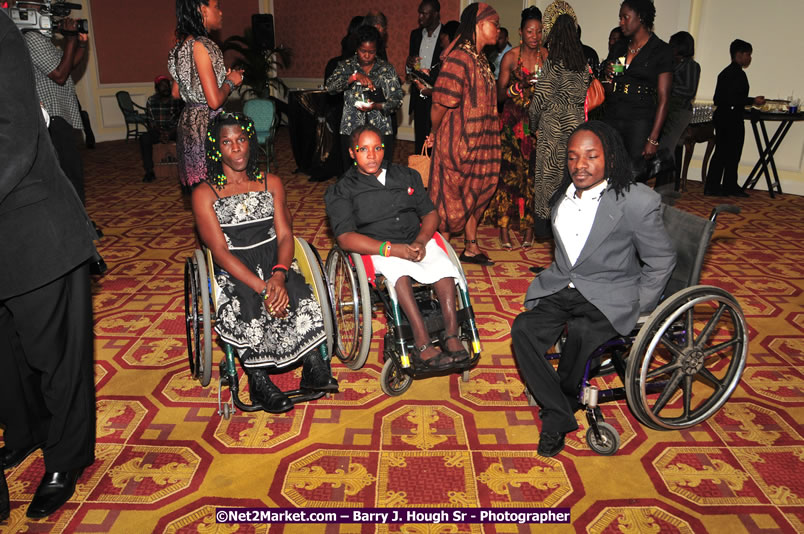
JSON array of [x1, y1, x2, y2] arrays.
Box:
[[222, 28, 292, 99]]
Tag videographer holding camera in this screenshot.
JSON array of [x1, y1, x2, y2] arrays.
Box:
[[16, 1, 89, 205]]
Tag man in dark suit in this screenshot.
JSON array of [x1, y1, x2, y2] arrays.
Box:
[[406, 0, 443, 154], [0, 10, 98, 519], [512, 121, 676, 458], [705, 39, 765, 197]]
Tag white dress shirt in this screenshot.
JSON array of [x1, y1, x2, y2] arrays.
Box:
[[555, 180, 608, 269], [418, 24, 441, 70]]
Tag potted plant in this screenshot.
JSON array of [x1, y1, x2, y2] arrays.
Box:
[[222, 28, 292, 99]]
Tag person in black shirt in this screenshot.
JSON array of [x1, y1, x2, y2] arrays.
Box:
[[602, 0, 673, 176], [705, 39, 765, 197], [325, 124, 469, 371]]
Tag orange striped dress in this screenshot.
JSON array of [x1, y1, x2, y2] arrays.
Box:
[[428, 44, 501, 234]]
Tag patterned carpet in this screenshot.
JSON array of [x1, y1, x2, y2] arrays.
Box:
[[2, 129, 803, 533]]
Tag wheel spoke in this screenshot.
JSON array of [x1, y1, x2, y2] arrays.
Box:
[[697, 367, 725, 391], [695, 303, 726, 348], [702, 336, 740, 357], [684, 308, 694, 350], [652, 369, 684, 415], [660, 332, 686, 359], [682, 374, 693, 419], [646, 359, 681, 379]]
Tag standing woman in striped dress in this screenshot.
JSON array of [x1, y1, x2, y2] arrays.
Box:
[[427, 3, 502, 266], [528, 14, 591, 237], [168, 0, 243, 193]]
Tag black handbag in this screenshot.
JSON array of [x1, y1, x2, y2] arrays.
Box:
[[633, 147, 675, 183]]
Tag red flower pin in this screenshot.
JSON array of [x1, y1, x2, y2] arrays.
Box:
[[407, 187, 414, 195]]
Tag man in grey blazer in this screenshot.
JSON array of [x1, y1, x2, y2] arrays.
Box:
[[512, 121, 676, 457]]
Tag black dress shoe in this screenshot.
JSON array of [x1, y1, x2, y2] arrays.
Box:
[[247, 369, 293, 413], [300, 352, 339, 391], [1, 468, 9, 522], [26, 469, 83, 519], [1, 441, 45, 470], [537, 431, 567, 458]]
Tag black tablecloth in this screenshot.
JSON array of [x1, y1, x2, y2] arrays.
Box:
[[288, 90, 342, 178]]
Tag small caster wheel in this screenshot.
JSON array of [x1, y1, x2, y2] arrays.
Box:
[[221, 403, 232, 420], [461, 369, 470, 382], [586, 422, 620, 455]]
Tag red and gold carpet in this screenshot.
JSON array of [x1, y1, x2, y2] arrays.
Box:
[[2, 130, 802, 533]]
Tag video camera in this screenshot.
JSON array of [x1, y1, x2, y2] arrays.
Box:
[[1, 0, 87, 37]]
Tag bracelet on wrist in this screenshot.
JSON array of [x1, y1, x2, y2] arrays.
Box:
[[223, 79, 236, 92], [646, 137, 659, 146], [271, 264, 288, 280], [260, 283, 269, 300]]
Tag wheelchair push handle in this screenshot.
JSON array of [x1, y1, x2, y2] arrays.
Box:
[[708, 204, 740, 223]]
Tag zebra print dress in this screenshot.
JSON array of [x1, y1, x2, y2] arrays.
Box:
[[528, 59, 591, 228]]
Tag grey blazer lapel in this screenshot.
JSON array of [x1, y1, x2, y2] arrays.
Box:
[[551, 196, 571, 268], [573, 187, 623, 268]]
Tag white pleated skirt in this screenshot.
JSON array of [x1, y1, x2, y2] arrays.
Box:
[[370, 238, 464, 289]]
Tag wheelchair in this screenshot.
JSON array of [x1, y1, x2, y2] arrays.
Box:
[[183, 237, 336, 419], [527, 204, 748, 455], [325, 233, 482, 396]]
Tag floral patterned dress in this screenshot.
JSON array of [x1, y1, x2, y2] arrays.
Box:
[[168, 37, 225, 186], [208, 184, 326, 370], [483, 61, 541, 232]]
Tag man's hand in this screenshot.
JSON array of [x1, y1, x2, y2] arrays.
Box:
[[60, 17, 78, 37]]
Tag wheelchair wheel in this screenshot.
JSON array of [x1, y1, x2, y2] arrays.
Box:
[[295, 238, 335, 359], [380, 358, 413, 396], [325, 248, 371, 370], [184, 250, 212, 387], [585, 422, 620, 455], [625, 286, 748, 431]]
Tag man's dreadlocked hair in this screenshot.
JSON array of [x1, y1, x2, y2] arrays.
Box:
[[205, 112, 263, 190], [549, 120, 634, 207]]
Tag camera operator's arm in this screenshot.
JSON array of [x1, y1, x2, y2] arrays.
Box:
[[45, 18, 83, 86]]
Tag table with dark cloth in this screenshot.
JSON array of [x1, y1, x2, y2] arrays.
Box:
[[742, 109, 804, 197], [287, 89, 340, 179]]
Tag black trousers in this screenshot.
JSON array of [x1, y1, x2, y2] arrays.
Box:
[[49, 116, 86, 204], [340, 132, 395, 171], [511, 288, 618, 434], [412, 95, 432, 155], [706, 113, 745, 193], [139, 129, 177, 174], [0, 263, 95, 472], [605, 117, 653, 181]]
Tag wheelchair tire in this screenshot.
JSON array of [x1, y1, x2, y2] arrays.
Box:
[[380, 358, 413, 396], [221, 403, 232, 420], [585, 422, 620, 455], [325, 248, 372, 370], [625, 285, 748, 431], [296, 238, 335, 359], [185, 250, 213, 387]]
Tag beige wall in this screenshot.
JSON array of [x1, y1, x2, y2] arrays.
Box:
[[72, 0, 804, 195]]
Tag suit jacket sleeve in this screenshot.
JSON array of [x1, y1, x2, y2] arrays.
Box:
[[629, 190, 677, 313], [0, 16, 38, 204]]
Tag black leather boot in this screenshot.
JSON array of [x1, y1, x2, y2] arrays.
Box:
[[300, 351, 339, 391], [247, 369, 293, 413]]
